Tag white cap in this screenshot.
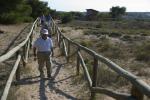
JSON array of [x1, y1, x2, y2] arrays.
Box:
[[40, 29, 48, 35]]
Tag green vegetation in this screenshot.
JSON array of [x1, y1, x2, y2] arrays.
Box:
[[80, 40, 93, 47], [61, 13, 73, 23], [0, 0, 53, 24], [110, 6, 126, 19], [135, 42, 150, 62]]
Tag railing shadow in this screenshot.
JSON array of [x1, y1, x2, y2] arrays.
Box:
[[14, 76, 40, 85], [52, 59, 66, 79]]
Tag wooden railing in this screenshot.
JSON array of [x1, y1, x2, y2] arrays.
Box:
[[50, 18, 150, 100], [0, 18, 38, 100]]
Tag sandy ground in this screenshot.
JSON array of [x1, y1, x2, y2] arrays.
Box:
[[0, 23, 30, 55], [3, 23, 149, 100], [0, 23, 29, 33], [0, 23, 31, 97]]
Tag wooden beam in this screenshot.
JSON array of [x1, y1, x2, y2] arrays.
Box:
[[25, 39, 30, 63], [131, 85, 144, 100], [67, 41, 70, 62], [91, 56, 98, 99], [76, 50, 80, 75], [78, 52, 92, 87], [1, 55, 21, 100]]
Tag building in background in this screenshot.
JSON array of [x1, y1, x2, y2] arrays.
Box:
[[86, 9, 99, 20]]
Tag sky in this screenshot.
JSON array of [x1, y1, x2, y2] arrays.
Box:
[[41, 0, 150, 12]]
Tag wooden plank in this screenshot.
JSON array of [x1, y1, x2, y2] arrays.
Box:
[[67, 41, 70, 62], [78, 52, 92, 87], [1, 54, 21, 100], [0, 18, 38, 63], [25, 39, 30, 62], [91, 87, 135, 100]]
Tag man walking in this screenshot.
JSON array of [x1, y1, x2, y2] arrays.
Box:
[[33, 29, 54, 79]]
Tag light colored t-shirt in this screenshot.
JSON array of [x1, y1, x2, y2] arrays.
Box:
[[33, 37, 53, 52]]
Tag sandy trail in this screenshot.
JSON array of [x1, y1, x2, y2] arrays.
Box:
[[14, 27, 83, 100]]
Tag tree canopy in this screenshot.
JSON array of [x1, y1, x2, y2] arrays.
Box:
[[0, 0, 52, 24], [110, 6, 126, 19]]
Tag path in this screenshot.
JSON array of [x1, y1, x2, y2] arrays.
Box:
[[12, 27, 87, 100]]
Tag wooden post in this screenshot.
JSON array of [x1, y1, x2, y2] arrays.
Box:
[[21, 46, 26, 67], [58, 33, 61, 47], [52, 22, 54, 34], [54, 25, 56, 34], [91, 56, 98, 100], [62, 38, 65, 56], [131, 85, 144, 100], [16, 51, 21, 81], [76, 49, 80, 75], [67, 41, 70, 62], [29, 34, 33, 48], [56, 29, 59, 43]]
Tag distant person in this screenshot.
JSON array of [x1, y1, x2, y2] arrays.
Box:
[[46, 14, 52, 37], [33, 29, 54, 79], [40, 14, 46, 27]]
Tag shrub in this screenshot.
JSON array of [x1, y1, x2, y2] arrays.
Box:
[[80, 40, 93, 47], [0, 12, 21, 24], [135, 42, 150, 62], [84, 58, 93, 77], [97, 39, 110, 52], [96, 22, 102, 28], [61, 13, 73, 23], [120, 35, 132, 41], [108, 32, 122, 37], [84, 30, 100, 36]]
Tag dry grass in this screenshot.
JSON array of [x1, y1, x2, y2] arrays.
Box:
[[59, 20, 150, 99]]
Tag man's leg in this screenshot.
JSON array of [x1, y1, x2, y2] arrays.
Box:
[[46, 54, 52, 78], [37, 53, 45, 78]]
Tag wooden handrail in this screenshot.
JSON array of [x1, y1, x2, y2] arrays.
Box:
[[78, 51, 92, 87], [1, 54, 21, 100], [0, 18, 38, 100], [51, 18, 150, 99], [0, 18, 38, 63]]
